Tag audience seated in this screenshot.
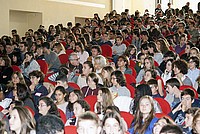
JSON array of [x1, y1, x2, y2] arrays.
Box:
[[0, 3, 200, 133]]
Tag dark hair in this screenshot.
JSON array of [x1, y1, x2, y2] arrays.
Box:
[[166, 78, 180, 89], [164, 51, 176, 59], [172, 59, 188, 74], [75, 41, 85, 54], [16, 83, 31, 102], [86, 72, 99, 85], [56, 74, 68, 83], [140, 31, 149, 37], [29, 70, 44, 83], [83, 61, 94, 72], [181, 88, 195, 100], [24, 52, 35, 65], [141, 43, 148, 50], [0, 55, 11, 67], [189, 56, 199, 68], [145, 69, 157, 79], [41, 42, 50, 49], [147, 79, 158, 87], [132, 84, 152, 113], [105, 106, 120, 114], [36, 114, 64, 134], [124, 45, 137, 59], [12, 51, 23, 66], [111, 70, 126, 86], [137, 52, 145, 60], [68, 90, 84, 111], [91, 45, 102, 54], [54, 86, 68, 102], [160, 124, 183, 134], [148, 41, 159, 53], [117, 55, 130, 68], [58, 67, 68, 75], [74, 100, 90, 111], [39, 97, 59, 116], [185, 107, 199, 116]]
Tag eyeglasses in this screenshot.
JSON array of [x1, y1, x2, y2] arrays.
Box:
[[70, 58, 79, 61]]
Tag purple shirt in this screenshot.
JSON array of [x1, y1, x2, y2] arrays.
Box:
[[175, 44, 186, 54]]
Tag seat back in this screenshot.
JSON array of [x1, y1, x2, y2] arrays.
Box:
[[101, 45, 112, 58], [179, 85, 198, 99], [24, 106, 35, 117], [37, 60, 48, 75], [154, 97, 171, 114], [124, 74, 136, 84], [84, 95, 97, 112], [120, 111, 134, 128], [11, 65, 22, 72], [58, 109, 67, 124], [155, 113, 171, 119], [129, 66, 137, 78], [68, 82, 80, 90], [59, 54, 69, 65], [126, 84, 135, 98], [129, 60, 136, 68], [64, 125, 77, 134], [0, 106, 4, 111]]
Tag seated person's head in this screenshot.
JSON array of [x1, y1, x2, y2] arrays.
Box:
[[73, 100, 90, 117], [172, 59, 188, 75], [77, 111, 100, 134], [165, 78, 180, 95], [91, 45, 102, 57], [68, 52, 80, 66], [55, 74, 68, 88], [153, 116, 175, 134], [185, 107, 199, 128], [136, 52, 146, 64], [36, 114, 64, 134], [147, 79, 159, 95], [160, 124, 183, 134], [101, 111, 126, 134], [144, 69, 156, 82], [38, 96, 59, 116], [181, 88, 195, 111], [105, 106, 120, 114], [192, 109, 200, 134]]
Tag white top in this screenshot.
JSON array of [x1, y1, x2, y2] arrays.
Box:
[[77, 51, 89, 64], [77, 74, 103, 88], [57, 102, 68, 114]]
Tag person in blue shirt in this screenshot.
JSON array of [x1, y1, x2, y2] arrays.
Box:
[[128, 95, 158, 134], [169, 88, 200, 127], [182, 107, 199, 134]]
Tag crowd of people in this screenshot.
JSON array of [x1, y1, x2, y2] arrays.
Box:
[[0, 1, 200, 134]]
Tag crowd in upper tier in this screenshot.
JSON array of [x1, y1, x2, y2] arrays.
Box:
[[0, 1, 200, 134]]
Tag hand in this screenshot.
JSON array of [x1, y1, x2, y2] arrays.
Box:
[[172, 102, 182, 114], [29, 85, 35, 92], [49, 85, 55, 93], [1, 109, 9, 115]]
